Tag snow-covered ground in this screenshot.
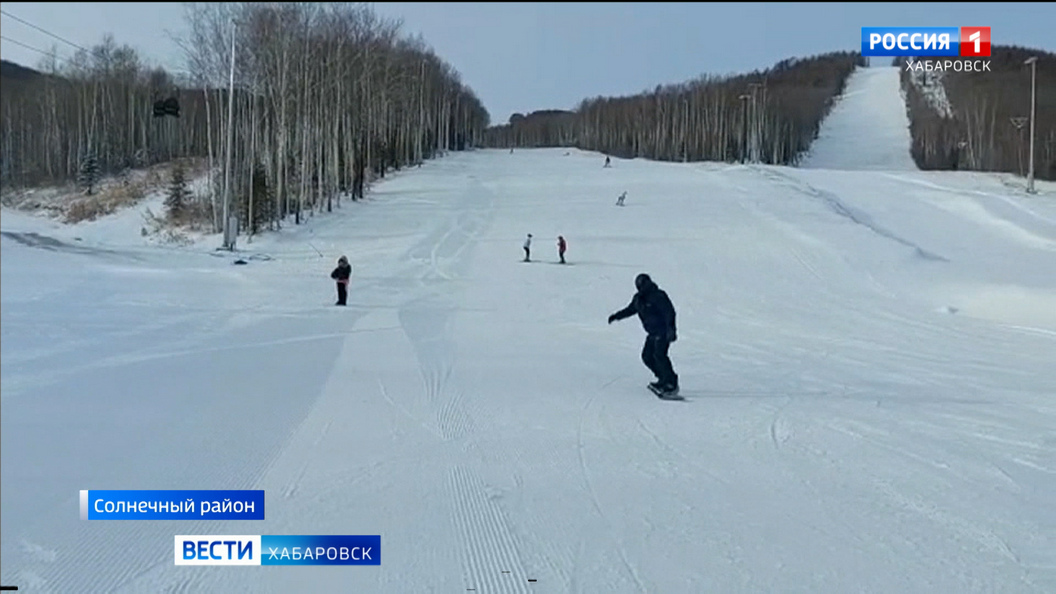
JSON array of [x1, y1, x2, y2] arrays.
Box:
[[1, 159, 212, 229], [799, 66, 919, 171], [3, 145, 1055, 593]]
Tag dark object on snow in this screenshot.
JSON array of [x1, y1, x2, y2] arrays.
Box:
[[608, 273, 679, 393], [233, 259, 248, 265], [557, 235, 567, 264], [153, 97, 180, 118], [330, 255, 352, 305]]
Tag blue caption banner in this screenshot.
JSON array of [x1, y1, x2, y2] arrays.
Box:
[[261, 535, 380, 566], [861, 27, 960, 57], [81, 490, 265, 520], [174, 535, 381, 566]]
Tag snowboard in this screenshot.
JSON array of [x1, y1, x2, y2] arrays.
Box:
[[648, 384, 684, 400]]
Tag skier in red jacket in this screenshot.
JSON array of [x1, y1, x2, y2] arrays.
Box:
[[557, 235, 567, 264]]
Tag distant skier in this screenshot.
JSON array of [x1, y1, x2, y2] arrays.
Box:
[[523, 233, 533, 262], [604, 156, 611, 168], [616, 191, 627, 206], [607, 273, 679, 397], [557, 235, 567, 264], [330, 255, 352, 306]]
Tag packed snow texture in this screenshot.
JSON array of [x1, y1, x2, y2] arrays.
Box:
[[3, 148, 1055, 593], [3, 66, 1056, 592], [799, 66, 919, 171]]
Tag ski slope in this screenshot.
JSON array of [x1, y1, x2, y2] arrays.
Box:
[[2, 148, 1056, 593], [799, 66, 919, 171]]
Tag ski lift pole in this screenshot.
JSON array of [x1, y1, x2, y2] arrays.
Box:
[[223, 16, 238, 247]]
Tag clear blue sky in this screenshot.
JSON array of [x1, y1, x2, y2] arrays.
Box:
[[1, 2, 1052, 125]]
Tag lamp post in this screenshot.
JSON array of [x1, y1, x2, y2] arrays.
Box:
[[739, 94, 750, 163], [222, 18, 238, 250], [747, 82, 763, 162], [1024, 56, 1038, 194]]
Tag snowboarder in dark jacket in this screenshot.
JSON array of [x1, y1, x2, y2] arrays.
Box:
[[608, 273, 679, 395], [330, 256, 352, 306]]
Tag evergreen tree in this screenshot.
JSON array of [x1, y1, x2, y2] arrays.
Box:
[[248, 162, 272, 235], [77, 154, 99, 195], [165, 163, 191, 221]]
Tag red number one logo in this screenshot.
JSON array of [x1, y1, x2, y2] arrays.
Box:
[[960, 27, 991, 57]]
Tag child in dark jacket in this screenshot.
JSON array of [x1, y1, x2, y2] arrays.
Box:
[[330, 256, 352, 305]]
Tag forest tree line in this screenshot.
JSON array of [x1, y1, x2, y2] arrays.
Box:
[[898, 46, 1055, 180], [0, 2, 490, 235], [484, 52, 864, 166]]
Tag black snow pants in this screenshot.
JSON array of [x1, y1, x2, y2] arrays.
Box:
[[336, 281, 348, 306], [641, 333, 678, 388]]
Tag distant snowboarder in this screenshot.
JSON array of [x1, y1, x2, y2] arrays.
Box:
[[557, 235, 567, 264], [523, 233, 533, 262], [616, 191, 627, 206], [330, 255, 352, 306], [608, 273, 679, 397], [604, 156, 611, 168]]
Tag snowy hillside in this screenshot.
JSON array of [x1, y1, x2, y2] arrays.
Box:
[[799, 66, 919, 171], [2, 146, 1055, 593]]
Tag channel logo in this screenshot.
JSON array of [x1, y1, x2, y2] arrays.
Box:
[[861, 27, 991, 57], [175, 535, 380, 566]]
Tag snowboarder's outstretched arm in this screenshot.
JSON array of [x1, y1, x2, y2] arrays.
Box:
[[608, 296, 638, 324]]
